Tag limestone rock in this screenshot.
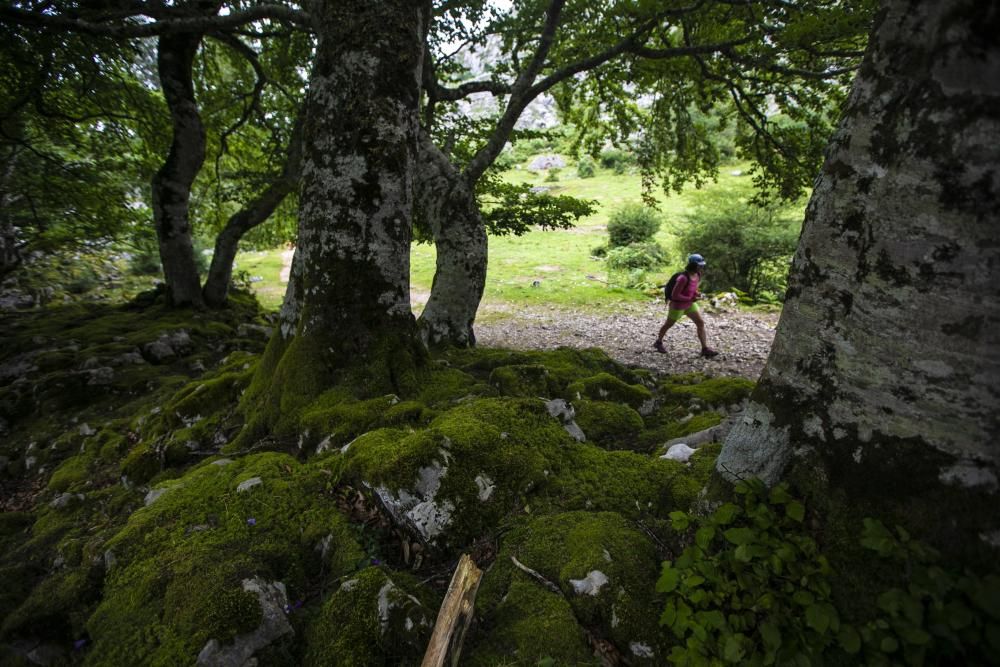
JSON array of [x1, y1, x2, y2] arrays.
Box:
[[196, 578, 293, 667]]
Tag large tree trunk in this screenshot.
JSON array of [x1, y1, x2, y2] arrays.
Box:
[[151, 31, 208, 307], [202, 115, 304, 308], [240, 0, 427, 440], [717, 0, 999, 559], [0, 143, 22, 279], [415, 131, 487, 348]]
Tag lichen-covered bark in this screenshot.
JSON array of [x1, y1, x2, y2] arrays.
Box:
[[202, 117, 304, 308], [415, 130, 487, 347], [717, 0, 999, 553], [241, 0, 428, 438], [152, 31, 208, 308]]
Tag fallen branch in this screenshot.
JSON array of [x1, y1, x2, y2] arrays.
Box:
[[421, 554, 483, 667], [510, 555, 561, 595]]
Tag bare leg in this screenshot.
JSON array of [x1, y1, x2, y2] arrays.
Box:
[[656, 318, 676, 342], [687, 310, 714, 353]]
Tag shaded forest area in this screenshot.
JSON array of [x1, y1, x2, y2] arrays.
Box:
[[1, 0, 998, 665]]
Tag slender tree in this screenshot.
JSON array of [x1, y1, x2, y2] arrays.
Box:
[[716, 0, 999, 560]]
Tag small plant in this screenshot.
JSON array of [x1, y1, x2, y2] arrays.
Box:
[[576, 156, 596, 178], [544, 168, 561, 183], [607, 203, 662, 248], [599, 147, 636, 173], [605, 242, 665, 272], [658, 480, 845, 665], [854, 519, 1000, 665]]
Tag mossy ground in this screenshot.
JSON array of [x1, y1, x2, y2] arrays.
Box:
[[0, 296, 746, 665]]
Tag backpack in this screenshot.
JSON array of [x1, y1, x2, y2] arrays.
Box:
[[663, 271, 684, 303]]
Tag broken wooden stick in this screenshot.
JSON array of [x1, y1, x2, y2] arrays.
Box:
[[421, 553, 483, 667]]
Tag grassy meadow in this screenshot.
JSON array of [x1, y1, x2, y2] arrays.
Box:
[[238, 158, 805, 314]]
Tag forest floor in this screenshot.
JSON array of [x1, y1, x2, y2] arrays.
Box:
[[472, 300, 779, 380]]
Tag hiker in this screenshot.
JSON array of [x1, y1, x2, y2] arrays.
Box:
[[653, 253, 719, 358]]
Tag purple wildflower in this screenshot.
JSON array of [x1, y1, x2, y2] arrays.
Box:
[[247, 517, 256, 526], [73, 639, 88, 650]]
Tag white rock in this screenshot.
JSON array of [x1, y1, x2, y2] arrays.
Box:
[[475, 474, 495, 501], [630, 642, 655, 658], [237, 477, 263, 493], [661, 443, 696, 463], [570, 570, 609, 596]]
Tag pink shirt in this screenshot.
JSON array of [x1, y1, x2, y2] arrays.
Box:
[[670, 272, 700, 310]]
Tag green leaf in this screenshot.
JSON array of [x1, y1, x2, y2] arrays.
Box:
[[792, 590, 815, 607], [696, 525, 716, 549], [769, 484, 792, 504], [786, 501, 805, 522], [723, 635, 746, 663], [806, 603, 831, 634], [761, 621, 782, 651], [714, 502, 741, 524], [670, 511, 691, 531], [724, 527, 754, 545], [838, 625, 861, 654], [734, 545, 752, 563], [880, 636, 899, 653], [657, 564, 681, 593]]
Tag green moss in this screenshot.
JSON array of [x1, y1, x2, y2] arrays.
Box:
[[415, 365, 492, 408], [344, 398, 572, 549], [489, 364, 552, 398], [85, 453, 364, 664], [659, 375, 754, 408], [300, 394, 402, 450], [566, 372, 653, 410], [573, 400, 645, 451], [1, 566, 100, 640], [663, 411, 724, 441], [475, 512, 667, 663], [304, 567, 435, 666], [47, 454, 91, 492], [466, 579, 595, 666], [380, 400, 434, 427], [540, 446, 701, 519]]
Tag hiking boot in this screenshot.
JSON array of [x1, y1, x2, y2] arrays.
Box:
[[700, 348, 719, 358], [653, 340, 667, 354]]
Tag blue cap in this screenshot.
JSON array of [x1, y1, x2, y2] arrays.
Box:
[[688, 253, 706, 266]]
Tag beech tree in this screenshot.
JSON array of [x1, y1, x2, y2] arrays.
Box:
[[414, 0, 873, 346], [716, 0, 999, 559]]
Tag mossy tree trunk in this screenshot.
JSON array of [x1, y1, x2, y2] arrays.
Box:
[[152, 30, 209, 308], [717, 0, 1000, 559], [415, 130, 487, 348], [241, 0, 428, 439], [202, 114, 304, 308]]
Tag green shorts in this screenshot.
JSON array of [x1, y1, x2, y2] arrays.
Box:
[[667, 301, 700, 323]]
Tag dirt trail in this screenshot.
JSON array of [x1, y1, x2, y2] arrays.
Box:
[[277, 251, 776, 379], [474, 300, 778, 380]]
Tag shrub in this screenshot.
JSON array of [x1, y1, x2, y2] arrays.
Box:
[[576, 156, 596, 178], [544, 168, 561, 183], [599, 148, 636, 172], [676, 193, 800, 302], [607, 203, 662, 248], [605, 242, 665, 272]]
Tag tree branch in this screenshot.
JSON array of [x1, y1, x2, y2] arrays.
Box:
[[0, 4, 311, 38]]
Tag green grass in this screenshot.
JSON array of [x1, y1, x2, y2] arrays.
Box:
[[239, 161, 804, 315]]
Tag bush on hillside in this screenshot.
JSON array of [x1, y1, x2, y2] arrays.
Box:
[[605, 242, 666, 272], [676, 194, 800, 303], [599, 148, 636, 174], [607, 203, 663, 248], [576, 156, 596, 178]]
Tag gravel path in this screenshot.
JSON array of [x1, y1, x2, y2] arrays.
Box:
[[473, 300, 779, 380]]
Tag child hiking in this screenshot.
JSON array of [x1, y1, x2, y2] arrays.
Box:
[[654, 253, 719, 358]]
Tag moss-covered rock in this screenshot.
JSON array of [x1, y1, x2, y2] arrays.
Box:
[[566, 372, 654, 411], [304, 567, 436, 666], [489, 364, 552, 398], [343, 398, 573, 550], [659, 374, 754, 409], [472, 511, 667, 664], [466, 578, 595, 666], [573, 400, 645, 451], [84, 453, 364, 665]]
